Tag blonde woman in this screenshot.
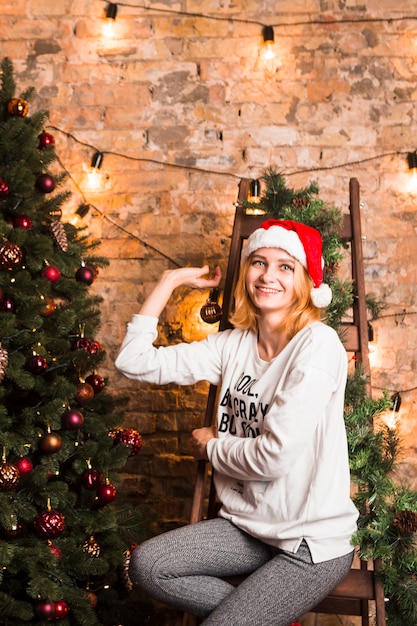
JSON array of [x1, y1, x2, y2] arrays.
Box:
[[116, 219, 358, 626]]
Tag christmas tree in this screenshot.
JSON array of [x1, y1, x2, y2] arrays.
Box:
[[252, 168, 417, 625], [0, 57, 150, 625]]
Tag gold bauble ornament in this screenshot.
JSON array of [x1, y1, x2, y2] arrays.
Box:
[[200, 288, 223, 324], [0, 461, 20, 491], [7, 97, 29, 117], [82, 535, 101, 558], [75, 382, 95, 404], [0, 242, 23, 269], [39, 431, 62, 454], [40, 297, 57, 317]]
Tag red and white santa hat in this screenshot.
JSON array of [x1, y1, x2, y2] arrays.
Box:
[[242, 218, 332, 308]]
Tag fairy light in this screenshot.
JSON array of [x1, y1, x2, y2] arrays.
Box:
[[103, 3, 118, 38], [86, 152, 104, 191], [261, 25, 275, 61]]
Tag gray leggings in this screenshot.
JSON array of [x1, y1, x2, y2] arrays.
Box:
[[129, 517, 354, 626]]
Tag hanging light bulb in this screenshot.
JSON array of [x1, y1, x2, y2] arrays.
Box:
[[406, 152, 417, 194], [248, 179, 261, 203], [76, 204, 90, 219], [385, 392, 402, 430], [245, 179, 267, 215], [391, 392, 401, 412], [103, 3, 118, 38], [407, 151, 417, 170], [86, 152, 104, 191], [69, 204, 91, 227], [261, 25, 275, 61]]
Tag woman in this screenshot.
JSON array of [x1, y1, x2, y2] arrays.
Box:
[[115, 219, 358, 626]]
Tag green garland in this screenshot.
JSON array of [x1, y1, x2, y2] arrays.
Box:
[[254, 169, 417, 625]]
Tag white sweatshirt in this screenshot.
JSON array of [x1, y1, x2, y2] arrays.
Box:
[[115, 315, 358, 563]]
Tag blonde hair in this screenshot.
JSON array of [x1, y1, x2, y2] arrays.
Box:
[[229, 255, 322, 340]]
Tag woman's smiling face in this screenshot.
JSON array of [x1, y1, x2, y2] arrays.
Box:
[[245, 247, 296, 315]]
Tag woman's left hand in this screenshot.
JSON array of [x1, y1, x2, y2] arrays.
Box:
[[191, 426, 216, 461]]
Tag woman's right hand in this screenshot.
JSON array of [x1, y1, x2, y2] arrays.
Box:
[[161, 265, 222, 291], [139, 265, 222, 318]]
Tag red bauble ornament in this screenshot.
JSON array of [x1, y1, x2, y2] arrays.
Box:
[[76, 337, 91, 351], [0, 461, 20, 491], [0, 177, 10, 196], [49, 543, 62, 559], [96, 480, 117, 505], [36, 173, 56, 194], [54, 599, 70, 620], [81, 467, 103, 490], [38, 130, 55, 149], [75, 265, 96, 285], [88, 340, 103, 354], [75, 381, 95, 404], [76, 338, 103, 355], [42, 264, 61, 283], [15, 456, 33, 477], [13, 214, 33, 229], [34, 509, 65, 539], [27, 354, 47, 374], [62, 408, 84, 430], [34, 599, 55, 620], [85, 373, 105, 393], [0, 296, 16, 312], [113, 427, 143, 456], [39, 432, 62, 454]]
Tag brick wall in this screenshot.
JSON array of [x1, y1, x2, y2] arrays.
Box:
[[2, 0, 417, 542]]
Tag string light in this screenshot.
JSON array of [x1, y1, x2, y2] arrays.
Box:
[[261, 26, 275, 62], [102, 3, 417, 29], [86, 152, 104, 191], [407, 151, 417, 170], [103, 3, 118, 37], [48, 125, 412, 180], [248, 179, 261, 202], [75, 204, 90, 219], [106, 2, 118, 20]]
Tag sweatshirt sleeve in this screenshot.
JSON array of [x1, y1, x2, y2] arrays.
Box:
[[206, 326, 347, 481], [115, 314, 224, 386]]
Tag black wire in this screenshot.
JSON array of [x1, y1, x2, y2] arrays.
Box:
[[102, 2, 417, 29]]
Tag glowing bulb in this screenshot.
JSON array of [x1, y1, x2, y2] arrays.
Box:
[[261, 25, 275, 62], [406, 169, 417, 194], [103, 3, 118, 38], [86, 153, 104, 191]]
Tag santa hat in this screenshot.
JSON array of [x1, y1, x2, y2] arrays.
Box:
[[242, 219, 332, 308]]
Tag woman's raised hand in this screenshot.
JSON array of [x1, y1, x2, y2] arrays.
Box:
[[165, 265, 222, 290], [139, 265, 222, 318]]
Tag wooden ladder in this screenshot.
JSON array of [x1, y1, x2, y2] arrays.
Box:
[[178, 178, 386, 626]]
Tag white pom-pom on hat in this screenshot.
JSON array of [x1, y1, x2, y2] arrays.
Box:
[[243, 219, 332, 308]]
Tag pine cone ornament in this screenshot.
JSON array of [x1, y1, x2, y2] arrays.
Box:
[[50, 221, 68, 252], [393, 509, 417, 534], [0, 345, 8, 382]]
